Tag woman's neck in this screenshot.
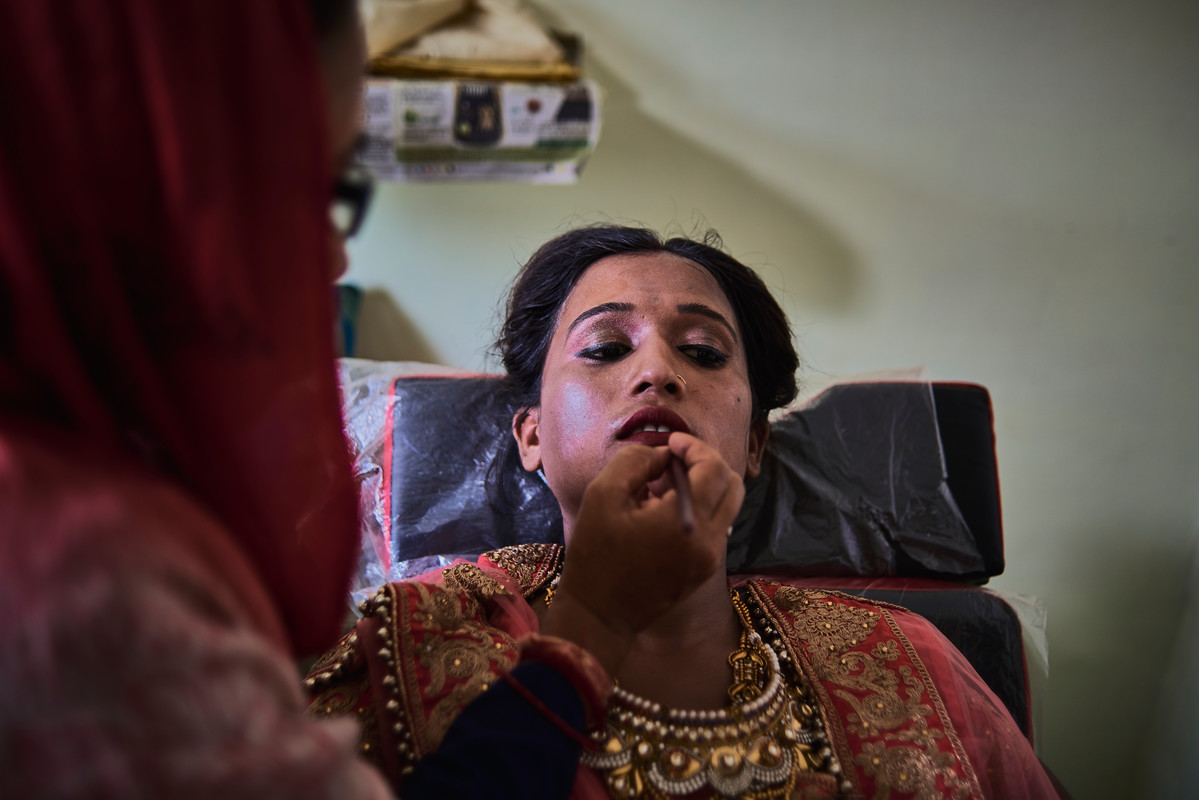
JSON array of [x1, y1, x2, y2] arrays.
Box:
[[612, 568, 741, 710]]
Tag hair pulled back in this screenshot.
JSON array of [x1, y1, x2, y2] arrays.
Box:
[[496, 225, 799, 424]]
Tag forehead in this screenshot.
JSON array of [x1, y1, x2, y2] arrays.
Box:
[[559, 252, 736, 326]]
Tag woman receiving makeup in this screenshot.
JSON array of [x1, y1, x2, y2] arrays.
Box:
[[309, 225, 1063, 799]]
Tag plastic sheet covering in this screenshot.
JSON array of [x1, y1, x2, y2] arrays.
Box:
[[338, 360, 987, 605], [338, 358, 469, 608], [998, 589, 1049, 752], [729, 381, 986, 578]]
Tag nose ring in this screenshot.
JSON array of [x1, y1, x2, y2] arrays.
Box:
[[676, 374, 687, 387]]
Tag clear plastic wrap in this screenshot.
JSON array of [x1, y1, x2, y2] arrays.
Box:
[[338, 358, 477, 607]]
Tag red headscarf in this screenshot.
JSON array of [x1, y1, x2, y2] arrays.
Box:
[[0, 0, 359, 656]]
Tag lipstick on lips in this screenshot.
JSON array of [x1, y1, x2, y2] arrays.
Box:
[[615, 406, 691, 446], [616, 407, 694, 532]]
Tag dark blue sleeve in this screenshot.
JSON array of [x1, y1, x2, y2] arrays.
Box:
[[399, 662, 586, 799]]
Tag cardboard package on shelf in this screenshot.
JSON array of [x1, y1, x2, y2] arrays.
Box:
[[359, 76, 601, 184]]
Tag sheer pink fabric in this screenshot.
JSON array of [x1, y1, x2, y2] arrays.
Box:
[[894, 614, 1061, 798]]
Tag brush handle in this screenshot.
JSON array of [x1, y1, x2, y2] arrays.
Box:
[[670, 455, 694, 533]]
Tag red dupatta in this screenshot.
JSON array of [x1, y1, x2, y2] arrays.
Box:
[[0, 0, 359, 656]]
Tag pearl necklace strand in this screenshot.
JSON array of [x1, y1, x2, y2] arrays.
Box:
[[578, 587, 843, 798]]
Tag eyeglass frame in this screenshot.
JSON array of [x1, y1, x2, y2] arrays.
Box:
[[330, 164, 375, 239]]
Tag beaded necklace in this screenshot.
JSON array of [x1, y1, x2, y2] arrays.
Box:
[[566, 585, 845, 799]]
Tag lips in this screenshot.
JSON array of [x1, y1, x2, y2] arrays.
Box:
[[616, 407, 691, 446]]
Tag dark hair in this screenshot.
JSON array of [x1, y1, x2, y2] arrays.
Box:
[[496, 225, 799, 425]]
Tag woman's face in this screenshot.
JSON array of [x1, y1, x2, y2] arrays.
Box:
[[514, 252, 768, 529]]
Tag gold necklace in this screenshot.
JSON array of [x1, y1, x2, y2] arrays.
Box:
[[579, 587, 840, 799]]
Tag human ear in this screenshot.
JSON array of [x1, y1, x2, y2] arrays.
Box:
[[744, 420, 769, 480], [513, 407, 544, 472]]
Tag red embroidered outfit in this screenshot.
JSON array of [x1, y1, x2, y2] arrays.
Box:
[[309, 544, 1059, 798]]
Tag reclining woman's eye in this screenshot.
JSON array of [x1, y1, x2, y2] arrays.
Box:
[[680, 345, 728, 368], [578, 342, 631, 361]]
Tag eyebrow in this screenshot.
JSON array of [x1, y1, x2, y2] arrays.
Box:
[[565, 301, 738, 342], [566, 302, 634, 335]]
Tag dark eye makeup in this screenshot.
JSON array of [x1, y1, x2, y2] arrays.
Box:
[[575, 340, 729, 368], [679, 344, 728, 368], [570, 313, 734, 369], [577, 342, 631, 361]]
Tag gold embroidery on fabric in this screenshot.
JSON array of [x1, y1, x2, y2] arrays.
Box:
[[309, 682, 361, 717], [419, 627, 506, 694], [356, 702, 383, 760], [767, 586, 974, 799], [408, 563, 506, 631], [481, 543, 564, 597], [440, 562, 507, 602], [305, 626, 383, 761], [308, 628, 359, 678], [857, 739, 961, 800], [406, 576, 519, 746], [418, 580, 472, 629]]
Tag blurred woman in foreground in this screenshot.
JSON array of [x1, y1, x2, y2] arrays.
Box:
[[0, 3, 730, 796]]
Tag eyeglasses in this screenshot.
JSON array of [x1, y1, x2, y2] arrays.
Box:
[[329, 165, 375, 239]]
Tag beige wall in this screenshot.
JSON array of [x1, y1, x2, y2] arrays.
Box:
[[343, 1, 1199, 796]]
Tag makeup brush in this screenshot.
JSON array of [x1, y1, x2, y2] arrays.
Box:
[[670, 455, 695, 533]]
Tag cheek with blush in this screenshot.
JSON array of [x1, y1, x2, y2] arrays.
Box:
[[536, 375, 613, 516], [549, 378, 602, 458]]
